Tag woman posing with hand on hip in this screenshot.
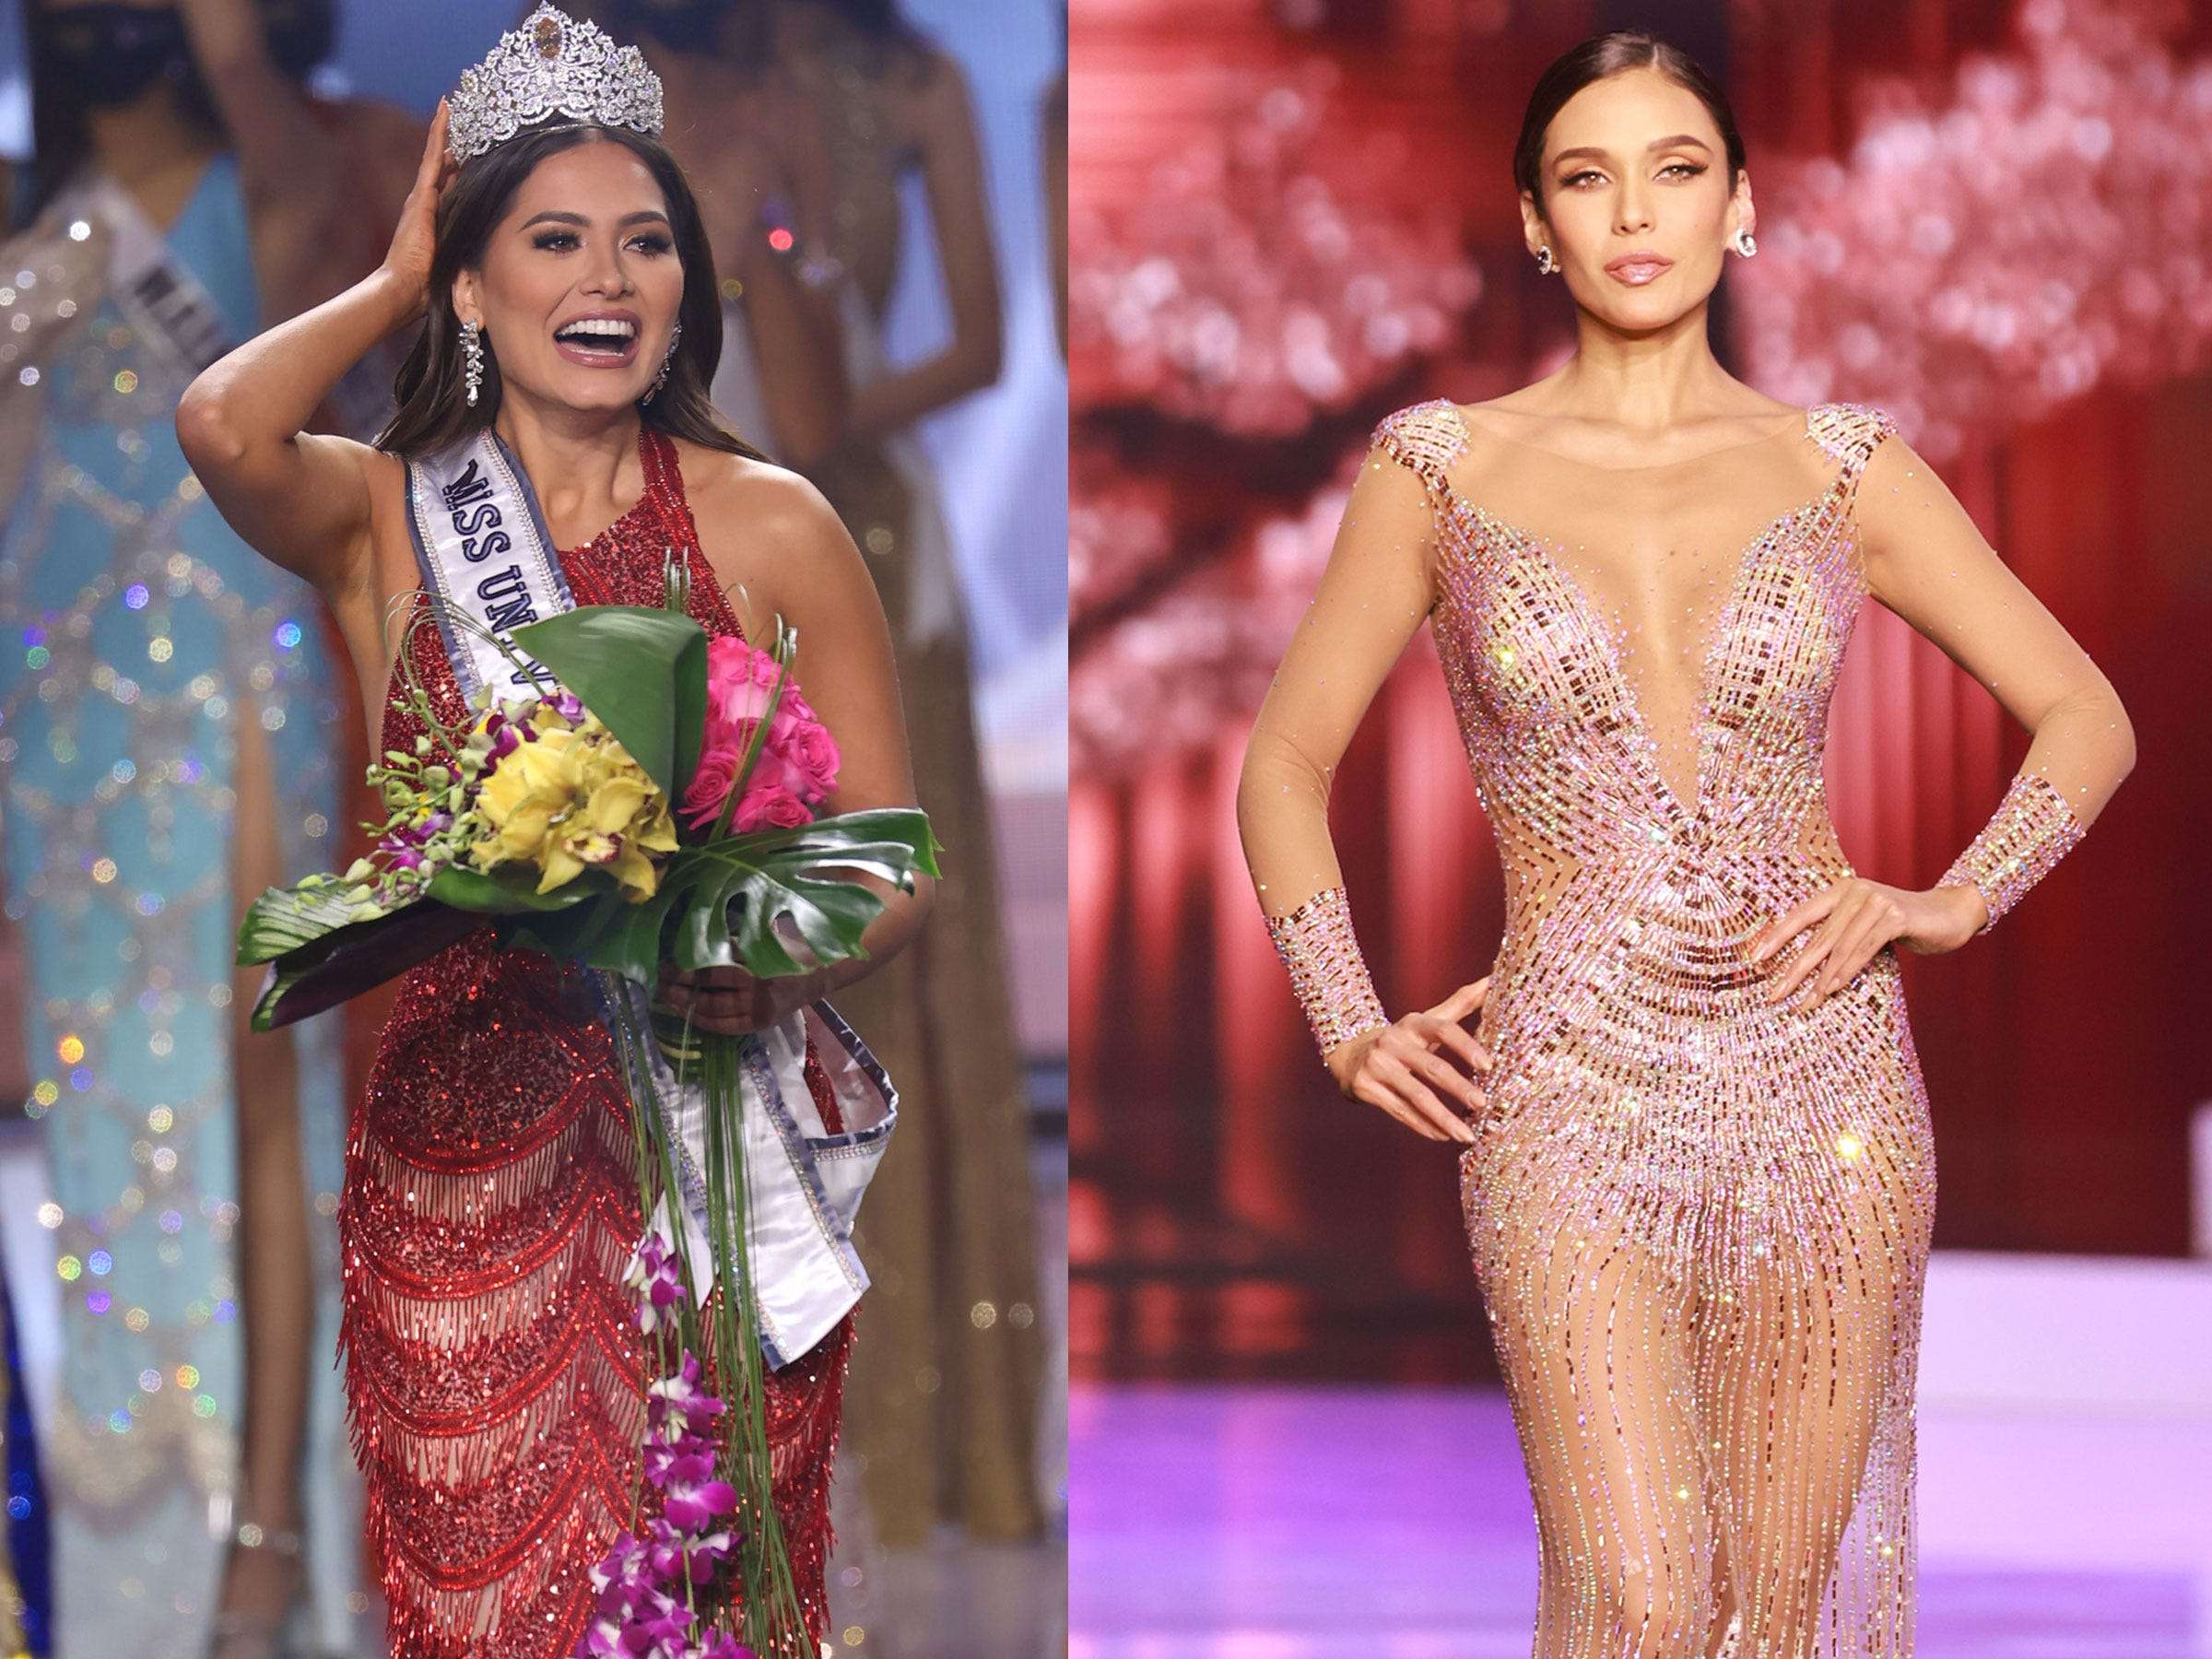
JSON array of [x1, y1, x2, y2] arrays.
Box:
[[1238, 31, 2133, 1659], [177, 8, 930, 1655]]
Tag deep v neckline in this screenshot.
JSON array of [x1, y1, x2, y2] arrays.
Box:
[[1430, 406, 1842, 827]]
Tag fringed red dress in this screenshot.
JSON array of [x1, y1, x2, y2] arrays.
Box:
[[340, 425, 855, 1658]]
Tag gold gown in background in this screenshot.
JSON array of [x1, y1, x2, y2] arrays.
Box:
[[1241, 398, 2125, 1655], [783, 13, 1045, 1548]]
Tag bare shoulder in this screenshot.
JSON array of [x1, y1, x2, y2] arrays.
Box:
[[889, 42, 974, 140], [669, 439, 872, 620], [674, 439, 843, 547]]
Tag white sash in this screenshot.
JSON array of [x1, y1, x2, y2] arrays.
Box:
[[403, 428, 897, 1368], [65, 172, 240, 382]]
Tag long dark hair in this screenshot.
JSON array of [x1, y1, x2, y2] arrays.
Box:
[[374, 123, 763, 464], [1512, 31, 1746, 221], [16, 0, 335, 229]]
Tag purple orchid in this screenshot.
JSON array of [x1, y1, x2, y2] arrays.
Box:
[[582, 1241, 771, 1658], [576, 1576, 683, 1657], [646, 1350, 727, 1442], [643, 1438, 738, 1534], [645, 1514, 736, 1585], [621, 1231, 686, 1335]]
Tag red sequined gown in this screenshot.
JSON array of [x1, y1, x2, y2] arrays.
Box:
[[341, 425, 853, 1658]]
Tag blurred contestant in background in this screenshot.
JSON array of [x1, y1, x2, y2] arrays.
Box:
[[0, 3, 415, 1654], [766, 0, 1044, 1555], [577, 0, 851, 472]]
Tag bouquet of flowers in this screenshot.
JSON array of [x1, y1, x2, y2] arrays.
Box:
[[237, 557, 938, 1655]]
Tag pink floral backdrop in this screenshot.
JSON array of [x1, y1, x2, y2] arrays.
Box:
[[1069, 0, 2212, 1381]]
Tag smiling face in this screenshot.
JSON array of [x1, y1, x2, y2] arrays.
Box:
[[1522, 67, 1752, 328], [452, 137, 686, 417]]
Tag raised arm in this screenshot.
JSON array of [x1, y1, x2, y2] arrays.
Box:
[[173, 0, 359, 316], [1858, 431, 2134, 927], [713, 123, 849, 468], [841, 52, 1004, 442], [1235, 428, 1489, 1143], [174, 101, 453, 600]]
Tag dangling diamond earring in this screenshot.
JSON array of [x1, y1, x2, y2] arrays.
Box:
[[641, 318, 682, 405], [1535, 245, 1558, 275], [460, 318, 486, 407], [1734, 227, 1758, 258]]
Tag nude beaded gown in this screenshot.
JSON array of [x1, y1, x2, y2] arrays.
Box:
[[1241, 397, 2124, 1657]]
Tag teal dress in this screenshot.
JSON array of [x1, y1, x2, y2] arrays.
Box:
[[0, 154, 362, 1656]]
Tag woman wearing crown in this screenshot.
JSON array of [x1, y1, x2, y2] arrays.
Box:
[[173, 7, 932, 1656]]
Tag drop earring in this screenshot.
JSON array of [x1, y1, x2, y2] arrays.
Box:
[[1733, 227, 1758, 258], [641, 319, 682, 405], [1535, 245, 1558, 275], [461, 318, 485, 407]]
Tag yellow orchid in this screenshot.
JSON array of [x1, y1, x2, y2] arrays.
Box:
[[468, 708, 677, 901]]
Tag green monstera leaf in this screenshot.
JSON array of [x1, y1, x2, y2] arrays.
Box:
[[579, 806, 943, 985], [508, 606, 709, 799], [236, 884, 478, 1032], [235, 863, 605, 1032]]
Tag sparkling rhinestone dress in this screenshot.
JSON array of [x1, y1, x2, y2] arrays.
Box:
[[343, 426, 853, 1659], [1241, 398, 2127, 1657]]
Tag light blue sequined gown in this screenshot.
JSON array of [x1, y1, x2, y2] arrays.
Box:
[[0, 154, 361, 1657]]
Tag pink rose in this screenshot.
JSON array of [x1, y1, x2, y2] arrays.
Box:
[[680, 735, 749, 830], [792, 723, 840, 797], [689, 638, 839, 832], [764, 702, 808, 754], [703, 638, 780, 728], [733, 785, 813, 833]]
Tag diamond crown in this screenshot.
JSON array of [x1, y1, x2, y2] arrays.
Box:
[[445, 4, 665, 165]]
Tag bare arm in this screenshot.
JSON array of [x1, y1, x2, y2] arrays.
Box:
[[1235, 421, 1489, 1139], [174, 102, 453, 597], [703, 127, 849, 467], [842, 53, 1004, 442], [173, 0, 355, 314]]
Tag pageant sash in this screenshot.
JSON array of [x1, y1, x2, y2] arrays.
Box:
[[0, 168, 241, 514], [66, 173, 239, 382], [403, 429, 571, 699], [403, 429, 898, 1368]]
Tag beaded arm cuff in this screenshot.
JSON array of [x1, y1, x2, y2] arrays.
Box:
[[1935, 771, 2088, 935], [1265, 885, 1390, 1058]]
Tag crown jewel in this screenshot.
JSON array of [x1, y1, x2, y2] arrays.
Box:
[[445, 5, 664, 164]]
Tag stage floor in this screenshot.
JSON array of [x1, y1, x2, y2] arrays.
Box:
[[1070, 1382, 2212, 1658]]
